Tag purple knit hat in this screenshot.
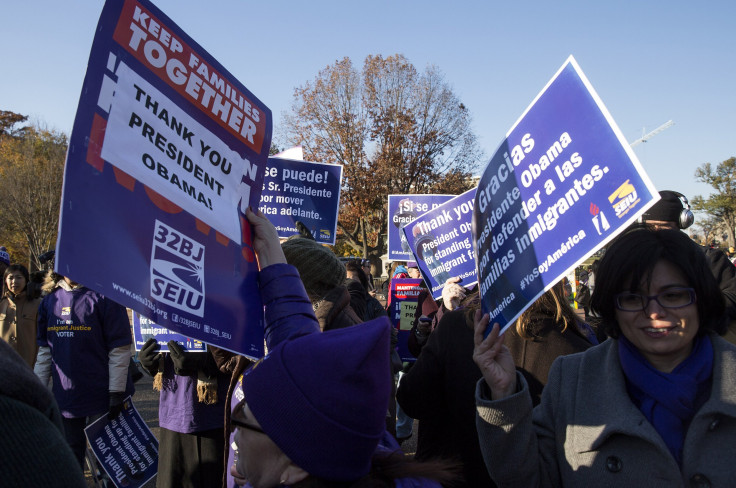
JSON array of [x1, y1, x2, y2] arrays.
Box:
[[243, 317, 391, 481]]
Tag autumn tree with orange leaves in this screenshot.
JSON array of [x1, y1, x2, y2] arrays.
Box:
[[0, 111, 67, 270], [283, 54, 482, 269]]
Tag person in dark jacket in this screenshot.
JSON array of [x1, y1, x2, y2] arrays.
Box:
[[398, 281, 594, 487], [0, 338, 86, 487], [345, 260, 387, 322], [407, 277, 468, 358], [281, 236, 362, 332]]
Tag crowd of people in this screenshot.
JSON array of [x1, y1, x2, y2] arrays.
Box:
[[2, 189, 736, 487]]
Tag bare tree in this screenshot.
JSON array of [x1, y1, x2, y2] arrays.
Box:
[[283, 54, 482, 264]]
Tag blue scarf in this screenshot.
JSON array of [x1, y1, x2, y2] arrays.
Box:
[[618, 334, 713, 465]]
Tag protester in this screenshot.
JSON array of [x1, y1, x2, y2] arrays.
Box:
[[407, 277, 467, 357], [401, 274, 467, 445], [346, 260, 387, 322], [227, 208, 454, 488], [34, 272, 134, 469], [0, 339, 86, 487], [406, 261, 422, 279], [362, 259, 376, 295], [217, 211, 358, 487], [474, 225, 734, 486], [1, 264, 41, 367], [281, 235, 361, 331], [282, 237, 399, 436], [138, 338, 230, 488], [399, 281, 593, 487], [385, 262, 410, 311]]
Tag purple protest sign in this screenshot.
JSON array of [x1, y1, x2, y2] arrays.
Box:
[[259, 158, 343, 244], [56, 0, 270, 357], [85, 397, 158, 488], [388, 195, 454, 261], [131, 311, 206, 352], [388, 278, 424, 362], [472, 56, 658, 335], [403, 188, 478, 299]]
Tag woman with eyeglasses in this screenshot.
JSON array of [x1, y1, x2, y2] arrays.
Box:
[[473, 224, 736, 487]]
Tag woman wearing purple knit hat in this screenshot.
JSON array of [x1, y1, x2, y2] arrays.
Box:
[[226, 209, 455, 488]]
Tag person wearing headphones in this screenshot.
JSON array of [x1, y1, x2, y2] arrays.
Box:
[[641, 190, 736, 343]]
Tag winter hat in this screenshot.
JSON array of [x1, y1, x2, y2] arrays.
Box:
[[282, 238, 346, 300], [0, 247, 9, 266], [393, 265, 408, 278], [406, 261, 418, 269], [642, 191, 692, 227], [242, 318, 392, 481]]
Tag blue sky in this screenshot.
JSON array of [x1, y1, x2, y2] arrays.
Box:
[[3, 1, 734, 229]]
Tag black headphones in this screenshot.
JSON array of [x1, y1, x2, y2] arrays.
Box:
[[672, 191, 695, 229]]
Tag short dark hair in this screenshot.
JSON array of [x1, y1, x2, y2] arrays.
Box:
[[590, 224, 726, 338], [345, 260, 369, 290], [3, 264, 30, 296]]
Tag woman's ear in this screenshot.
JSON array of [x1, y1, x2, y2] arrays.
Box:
[[280, 463, 309, 485]]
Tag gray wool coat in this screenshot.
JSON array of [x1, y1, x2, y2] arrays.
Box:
[[476, 334, 736, 488]]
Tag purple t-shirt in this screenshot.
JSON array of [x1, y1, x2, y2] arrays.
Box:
[[37, 287, 133, 418], [158, 354, 229, 434]]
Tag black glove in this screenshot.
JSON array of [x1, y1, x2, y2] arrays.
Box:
[[168, 340, 199, 376], [139, 338, 162, 376], [108, 391, 126, 420]]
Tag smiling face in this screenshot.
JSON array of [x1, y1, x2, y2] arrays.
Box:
[[615, 259, 700, 373], [5, 271, 26, 295]]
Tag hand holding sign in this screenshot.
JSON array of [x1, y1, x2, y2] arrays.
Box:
[[168, 340, 199, 376], [245, 207, 287, 269], [472, 311, 516, 401], [139, 338, 162, 375], [441, 277, 466, 311]]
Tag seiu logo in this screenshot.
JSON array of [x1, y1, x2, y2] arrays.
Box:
[[608, 180, 640, 218], [150, 220, 205, 317], [61, 307, 71, 316]]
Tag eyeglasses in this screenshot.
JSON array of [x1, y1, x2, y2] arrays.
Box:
[[614, 287, 696, 312], [231, 417, 266, 435]]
